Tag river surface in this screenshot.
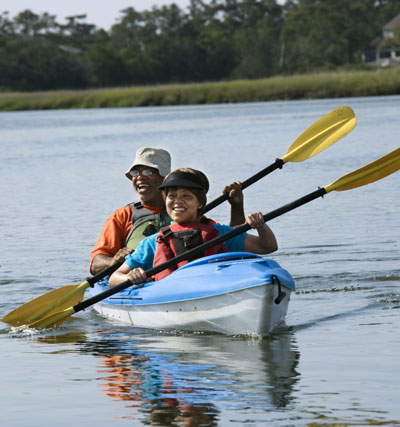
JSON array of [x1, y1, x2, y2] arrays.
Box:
[[1, 96, 400, 426]]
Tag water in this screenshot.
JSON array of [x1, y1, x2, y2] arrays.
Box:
[[1, 96, 400, 426]]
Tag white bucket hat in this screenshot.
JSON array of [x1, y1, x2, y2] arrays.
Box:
[[125, 147, 171, 180]]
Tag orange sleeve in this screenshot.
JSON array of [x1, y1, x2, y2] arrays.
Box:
[[90, 206, 132, 270]]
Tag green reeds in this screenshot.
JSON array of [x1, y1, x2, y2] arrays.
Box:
[[1, 68, 400, 112]]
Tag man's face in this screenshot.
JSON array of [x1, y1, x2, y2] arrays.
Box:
[[129, 165, 164, 206]]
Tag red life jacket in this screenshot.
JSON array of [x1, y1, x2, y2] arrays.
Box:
[[153, 217, 227, 281]]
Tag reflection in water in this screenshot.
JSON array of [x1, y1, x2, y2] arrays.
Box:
[[37, 328, 300, 424], [97, 352, 212, 425]]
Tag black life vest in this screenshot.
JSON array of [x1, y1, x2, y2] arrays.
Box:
[[124, 202, 172, 250]]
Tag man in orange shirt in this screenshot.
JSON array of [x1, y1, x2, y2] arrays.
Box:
[[90, 147, 244, 274]]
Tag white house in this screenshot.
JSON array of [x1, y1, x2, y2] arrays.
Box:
[[362, 13, 400, 66]]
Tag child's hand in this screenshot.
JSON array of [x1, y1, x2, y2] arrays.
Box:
[[245, 212, 265, 230], [127, 267, 147, 286]]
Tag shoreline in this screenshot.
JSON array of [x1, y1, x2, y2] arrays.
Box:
[[1, 68, 400, 112]]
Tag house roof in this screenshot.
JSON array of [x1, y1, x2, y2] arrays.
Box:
[[370, 36, 383, 48], [384, 13, 400, 30]]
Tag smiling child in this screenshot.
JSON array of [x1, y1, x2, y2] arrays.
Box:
[[108, 168, 277, 287]]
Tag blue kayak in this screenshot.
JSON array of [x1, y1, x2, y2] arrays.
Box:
[[89, 252, 295, 336]]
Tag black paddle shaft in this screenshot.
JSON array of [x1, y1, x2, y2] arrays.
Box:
[[201, 158, 284, 214], [73, 186, 327, 314], [86, 262, 122, 287]]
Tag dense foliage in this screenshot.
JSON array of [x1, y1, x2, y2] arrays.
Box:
[[1, 0, 400, 91]]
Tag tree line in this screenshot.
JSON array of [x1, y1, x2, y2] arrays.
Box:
[[1, 0, 400, 92]]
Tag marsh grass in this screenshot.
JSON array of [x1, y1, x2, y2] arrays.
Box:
[[1, 68, 400, 112]]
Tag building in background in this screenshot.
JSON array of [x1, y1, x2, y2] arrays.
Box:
[[363, 14, 400, 66]]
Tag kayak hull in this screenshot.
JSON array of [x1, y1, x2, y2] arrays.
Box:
[[89, 252, 295, 336]]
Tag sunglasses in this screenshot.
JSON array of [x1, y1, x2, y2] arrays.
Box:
[[129, 169, 154, 178]]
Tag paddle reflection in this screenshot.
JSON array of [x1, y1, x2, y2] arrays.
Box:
[[37, 329, 300, 424]]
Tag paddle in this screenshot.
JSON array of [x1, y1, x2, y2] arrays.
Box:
[[1, 262, 121, 326], [1, 106, 356, 327], [201, 105, 356, 213], [20, 146, 400, 330]]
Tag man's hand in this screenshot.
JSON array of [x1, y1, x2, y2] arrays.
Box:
[[112, 247, 134, 264], [223, 181, 243, 206], [223, 181, 245, 226]]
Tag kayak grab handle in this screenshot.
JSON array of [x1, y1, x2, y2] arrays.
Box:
[[271, 274, 287, 304]]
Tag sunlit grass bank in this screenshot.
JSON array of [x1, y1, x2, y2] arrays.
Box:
[[1, 68, 399, 111]]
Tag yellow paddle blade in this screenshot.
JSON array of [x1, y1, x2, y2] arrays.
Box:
[[23, 306, 76, 330], [1, 281, 89, 326], [282, 106, 356, 163], [325, 147, 400, 193]]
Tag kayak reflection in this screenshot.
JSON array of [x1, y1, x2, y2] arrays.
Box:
[[37, 329, 300, 423]]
